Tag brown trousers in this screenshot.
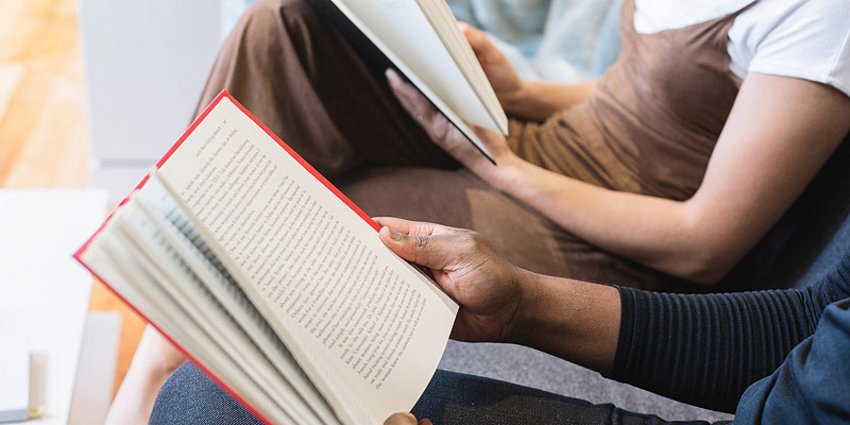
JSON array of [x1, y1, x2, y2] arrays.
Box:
[[195, 0, 700, 292]]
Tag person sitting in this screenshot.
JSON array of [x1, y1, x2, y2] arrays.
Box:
[[140, 217, 850, 424], [192, 0, 850, 292]]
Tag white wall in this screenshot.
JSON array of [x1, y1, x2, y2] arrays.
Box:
[[79, 0, 246, 198]]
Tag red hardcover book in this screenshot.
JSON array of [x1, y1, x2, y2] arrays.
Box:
[[74, 91, 457, 425]]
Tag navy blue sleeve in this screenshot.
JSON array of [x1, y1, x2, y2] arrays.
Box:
[[733, 298, 850, 424], [606, 251, 850, 413]]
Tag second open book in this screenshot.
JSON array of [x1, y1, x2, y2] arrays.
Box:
[[316, 0, 508, 163], [75, 92, 459, 424]]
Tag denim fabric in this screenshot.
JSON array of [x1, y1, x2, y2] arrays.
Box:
[[733, 298, 850, 424], [149, 362, 263, 425], [150, 363, 714, 424], [413, 371, 712, 425]]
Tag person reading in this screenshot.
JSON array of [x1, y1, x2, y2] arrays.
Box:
[[191, 0, 850, 291], [143, 217, 850, 424]]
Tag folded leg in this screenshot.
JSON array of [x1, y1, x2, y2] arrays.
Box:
[[196, 0, 457, 178], [150, 362, 710, 425]]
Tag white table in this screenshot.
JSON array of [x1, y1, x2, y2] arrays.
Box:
[[0, 189, 107, 424]]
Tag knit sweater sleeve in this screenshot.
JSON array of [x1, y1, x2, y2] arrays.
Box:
[[605, 252, 850, 413]]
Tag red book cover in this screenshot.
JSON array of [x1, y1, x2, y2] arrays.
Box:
[[74, 90, 383, 425]]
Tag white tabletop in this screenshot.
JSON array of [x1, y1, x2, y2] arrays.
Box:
[[0, 189, 106, 424]]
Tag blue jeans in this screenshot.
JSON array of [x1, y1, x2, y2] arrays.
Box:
[[149, 363, 714, 424]]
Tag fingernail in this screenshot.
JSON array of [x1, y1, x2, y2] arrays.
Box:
[[385, 68, 399, 82], [391, 230, 404, 241]]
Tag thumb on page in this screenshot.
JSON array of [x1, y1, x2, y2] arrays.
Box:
[[379, 226, 456, 271]]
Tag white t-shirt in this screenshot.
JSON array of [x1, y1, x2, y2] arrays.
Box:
[[634, 0, 850, 97]]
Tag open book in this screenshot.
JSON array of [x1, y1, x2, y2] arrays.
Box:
[[313, 0, 508, 163], [75, 92, 459, 424]]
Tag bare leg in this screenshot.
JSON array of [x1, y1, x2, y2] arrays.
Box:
[[104, 326, 186, 425]]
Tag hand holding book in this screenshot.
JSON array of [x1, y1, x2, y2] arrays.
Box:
[[76, 93, 460, 425], [457, 22, 529, 118], [457, 20, 600, 122], [374, 217, 525, 344], [316, 0, 508, 163], [373, 217, 527, 425], [385, 69, 520, 189]]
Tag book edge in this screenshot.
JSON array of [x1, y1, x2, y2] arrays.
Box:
[[414, 0, 508, 135], [74, 88, 394, 424], [73, 90, 267, 425], [323, 0, 498, 161], [71, 256, 274, 425], [74, 90, 230, 260]]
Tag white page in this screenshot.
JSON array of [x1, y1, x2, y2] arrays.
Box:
[[156, 96, 458, 424], [329, 0, 508, 135], [114, 200, 321, 425], [80, 229, 292, 424], [415, 0, 504, 127], [132, 177, 339, 424]]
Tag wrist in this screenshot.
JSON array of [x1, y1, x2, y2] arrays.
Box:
[[509, 79, 531, 108], [502, 80, 538, 120], [490, 154, 529, 194], [510, 274, 623, 371], [503, 268, 542, 345]]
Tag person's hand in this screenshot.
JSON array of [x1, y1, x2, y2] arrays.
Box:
[[375, 217, 526, 343], [384, 412, 432, 425], [386, 68, 519, 189], [458, 22, 527, 113]]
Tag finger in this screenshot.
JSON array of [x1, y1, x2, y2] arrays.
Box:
[[419, 419, 434, 425], [386, 69, 421, 109], [458, 24, 497, 62], [384, 412, 418, 425], [458, 21, 479, 46], [385, 68, 404, 88], [385, 69, 473, 153], [390, 82, 454, 144], [379, 226, 462, 270], [458, 21, 475, 43], [373, 217, 416, 235], [470, 123, 504, 142], [385, 69, 439, 126], [375, 217, 464, 238]]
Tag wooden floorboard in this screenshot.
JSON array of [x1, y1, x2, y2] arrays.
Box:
[[0, 63, 25, 120], [0, 0, 145, 399]]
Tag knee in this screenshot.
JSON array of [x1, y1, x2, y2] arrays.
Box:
[[241, 0, 317, 30], [149, 363, 260, 425], [234, 0, 320, 49]]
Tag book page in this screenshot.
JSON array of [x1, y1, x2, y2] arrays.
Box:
[[328, 0, 507, 135], [79, 225, 293, 424], [135, 174, 338, 425], [415, 0, 506, 131], [156, 95, 458, 425], [117, 194, 329, 425]]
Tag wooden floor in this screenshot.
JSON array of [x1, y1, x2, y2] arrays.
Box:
[[0, 0, 146, 397]]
